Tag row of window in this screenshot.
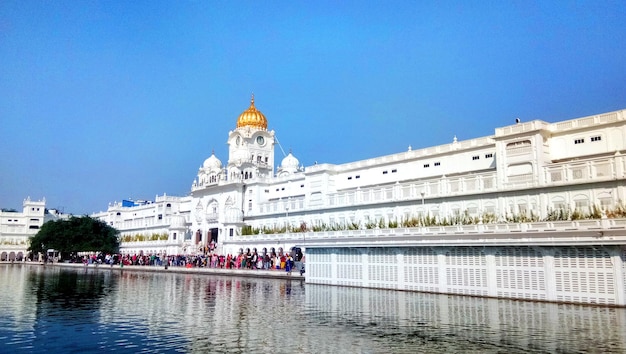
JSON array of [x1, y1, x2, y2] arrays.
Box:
[[346, 153, 494, 180], [3, 218, 39, 223], [472, 153, 494, 161], [575, 135, 602, 144], [266, 184, 306, 193], [252, 155, 269, 163]]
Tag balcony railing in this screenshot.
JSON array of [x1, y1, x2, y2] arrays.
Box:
[[227, 218, 626, 247], [253, 155, 624, 217]]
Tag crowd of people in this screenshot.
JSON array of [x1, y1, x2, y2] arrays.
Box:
[[79, 248, 305, 275]]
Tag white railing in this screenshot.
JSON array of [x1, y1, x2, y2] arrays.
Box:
[[552, 110, 623, 132], [545, 157, 621, 185], [253, 155, 623, 216], [228, 218, 626, 247], [121, 240, 177, 247]]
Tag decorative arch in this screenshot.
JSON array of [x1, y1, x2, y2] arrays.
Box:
[[507, 162, 533, 176], [550, 196, 567, 210], [572, 193, 590, 210], [206, 199, 219, 222], [195, 201, 204, 222]]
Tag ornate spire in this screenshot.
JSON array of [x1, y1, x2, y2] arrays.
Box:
[[237, 93, 267, 130]]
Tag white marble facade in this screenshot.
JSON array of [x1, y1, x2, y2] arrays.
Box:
[[91, 98, 626, 257], [0, 197, 45, 260]]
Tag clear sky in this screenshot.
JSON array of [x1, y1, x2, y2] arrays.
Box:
[[1, 1, 625, 215]]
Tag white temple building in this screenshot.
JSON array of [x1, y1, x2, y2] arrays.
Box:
[[91, 97, 626, 258], [0, 197, 46, 261]]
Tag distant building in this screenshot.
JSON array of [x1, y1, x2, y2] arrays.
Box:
[[92, 97, 626, 257], [0, 197, 45, 261]]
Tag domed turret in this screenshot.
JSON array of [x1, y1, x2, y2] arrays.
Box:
[[236, 94, 267, 130], [203, 151, 222, 171], [281, 152, 300, 170], [278, 150, 300, 175]]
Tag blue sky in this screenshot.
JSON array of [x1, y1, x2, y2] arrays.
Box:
[[1, 1, 625, 214]]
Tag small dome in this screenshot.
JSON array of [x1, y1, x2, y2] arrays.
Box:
[[203, 152, 222, 170], [281, 152, 300, 170], [236, 94, 267, 130]]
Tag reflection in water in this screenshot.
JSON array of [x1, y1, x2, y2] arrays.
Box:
[[0, 264, 625, 353]]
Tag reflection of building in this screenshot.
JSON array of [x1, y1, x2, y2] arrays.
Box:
[[94, 100, 626, 259], [0, 197, 45, 261]]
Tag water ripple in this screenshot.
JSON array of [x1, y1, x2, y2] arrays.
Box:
[[1, 265, 625, 353]]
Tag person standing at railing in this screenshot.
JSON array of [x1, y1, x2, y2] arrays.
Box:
[[264, 253, 271, 269], [285, 254, 293, 274]]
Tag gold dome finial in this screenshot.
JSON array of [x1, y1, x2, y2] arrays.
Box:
[[237, 93, 267, 130]]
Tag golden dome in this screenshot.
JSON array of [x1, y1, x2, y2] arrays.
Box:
[[236, 94, 267, 130]]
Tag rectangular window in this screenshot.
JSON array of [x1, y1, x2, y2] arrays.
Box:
[[173, 232, 177, 240], [158, 214, 162, 220], [391, 169, 397, 173], [348, 176, 352, 180], [355, 175, 360, 179], [300, 184, 304, 188], [424, 164, 430, 168], [574, 138, 585, 144], [382, 171, 388, 174], [485, 153, 493, 158], [434, 162, 440, 166], [600, 198, 612, 209], [591, 136, 602, 142], [472, 155, 479, 160], [575, 200, 588, 210]]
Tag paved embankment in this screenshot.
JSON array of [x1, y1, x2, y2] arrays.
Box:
[[1, 261, 305, 280]]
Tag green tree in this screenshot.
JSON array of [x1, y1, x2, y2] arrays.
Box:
[[28, 216, 120, 259]]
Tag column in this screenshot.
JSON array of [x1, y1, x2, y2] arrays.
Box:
[[485, 247, 498, 297], [610, 247, 625, 306], [397, 250, 405, 290], [361, 249, 369, 287], [437, 247, 449, 294], [541, 247, 557, 301], [330, 250, 338, 285]]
